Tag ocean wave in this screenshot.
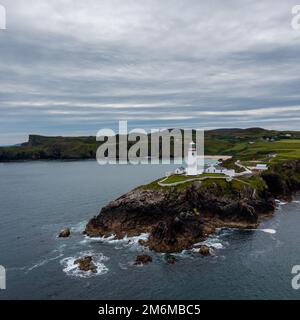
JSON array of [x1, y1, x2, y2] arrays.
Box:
[[192, 228, 234, 252], [227, 227, 277, 235], [80, 234, 116, 244], [28, 253, 64, 272], [258, 228, 276, 234], [193, 239, 224, 250], [60, 250, 109, 278], [203, 241, 224, 249], [240, 228, 277, 234], [275, 199, 287, 205], [167, 250, 193, 258], [223, 226, 277, 235], [80, 233, 149, 251]]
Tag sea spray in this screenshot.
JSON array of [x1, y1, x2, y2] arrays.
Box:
[[259, 229, 276, 234], [275, 199, 287, 205], [80, 233, 149, 249], [60, 250, 109, 278]]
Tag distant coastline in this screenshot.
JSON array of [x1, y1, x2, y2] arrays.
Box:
[[0, 127, 299, 162]]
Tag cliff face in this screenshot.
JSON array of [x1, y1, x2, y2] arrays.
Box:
[[85, 160, 300, 252], [85, 177, 276, 252], [262, 159, 300, 198]]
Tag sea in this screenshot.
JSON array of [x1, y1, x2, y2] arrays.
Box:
[[0, 160, 300, 299]]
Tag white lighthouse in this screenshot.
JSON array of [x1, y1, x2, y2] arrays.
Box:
[[186, 142, 198, 176]]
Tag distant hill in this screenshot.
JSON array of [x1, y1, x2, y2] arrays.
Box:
[[0, 128, 300, 162]]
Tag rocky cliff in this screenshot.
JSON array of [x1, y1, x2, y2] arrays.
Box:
[[85, 173, 279, 252], [85, 160, 300, 252]]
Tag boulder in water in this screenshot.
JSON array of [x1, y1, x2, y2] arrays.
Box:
[[58, 228, 70, 238], [199, 245, 211, 256], [74, 256, 97, 273], [135, 254, 152, 265], [165, 254, 177, 264]]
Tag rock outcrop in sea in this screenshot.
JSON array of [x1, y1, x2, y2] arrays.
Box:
[[58, 228, 71, 238], [135, 254, 153, 265], [74, 256, 97, 273]]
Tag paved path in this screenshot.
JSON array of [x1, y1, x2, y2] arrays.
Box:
[[158, 175, 250, 187], [234, 160, 253, 176], [158, 159, 254, 187]]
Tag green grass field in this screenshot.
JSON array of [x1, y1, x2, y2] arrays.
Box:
[[225, 139, 300, 164], [162, 173, 225, 185]]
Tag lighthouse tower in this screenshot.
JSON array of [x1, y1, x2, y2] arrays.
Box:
[[186, 142, 197, 176]]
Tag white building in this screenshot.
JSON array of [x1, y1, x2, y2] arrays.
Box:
[[255, 164, 268, 170], [174, 167, 186, 175], [185, 141, 238, 176], [268, 153, 277, 158], [204, 164, 235, 177]]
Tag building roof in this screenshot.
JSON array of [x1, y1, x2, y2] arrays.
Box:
[[256, 164, 268, 169], [205, 164, 224, 170]]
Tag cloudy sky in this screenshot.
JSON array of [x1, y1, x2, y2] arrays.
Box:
[[0, 0, 300, 144]]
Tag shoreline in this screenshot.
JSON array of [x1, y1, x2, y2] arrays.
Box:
[[83, 197, 289, 254], [0, 155, 232, 164], [85, 159, 300, 253]]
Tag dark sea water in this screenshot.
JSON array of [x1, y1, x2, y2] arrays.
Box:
[[0, 161, 300, 300]]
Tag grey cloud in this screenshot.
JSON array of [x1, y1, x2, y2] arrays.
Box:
[[0, 0, 300, 144]]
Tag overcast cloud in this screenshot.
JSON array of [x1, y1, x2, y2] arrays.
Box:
[[0, 0, 300, 144]]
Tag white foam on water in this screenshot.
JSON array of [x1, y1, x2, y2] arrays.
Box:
[[292, 200, 300, 203], [170, 250, 193, 258], [28, 253, 64, 272], [275, 199, 287, 205], [236, 227, 276, 235], [80, 233, 149, 250], [193, 227, 241, 252], [122, 233, 149, 245], [259, 228, 276, 234], [80, 234, 116, 243], [60, 250, 109, 278], [193, 237, 224, 250], [206, 242, 224, 249], [26, 241, 68, 273]]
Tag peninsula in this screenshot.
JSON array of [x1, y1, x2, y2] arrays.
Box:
[[2, 127, 300, 252], [85, 130, 300, 252]]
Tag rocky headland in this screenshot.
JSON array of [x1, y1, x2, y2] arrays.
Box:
[[85, 159, 300, 253]]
